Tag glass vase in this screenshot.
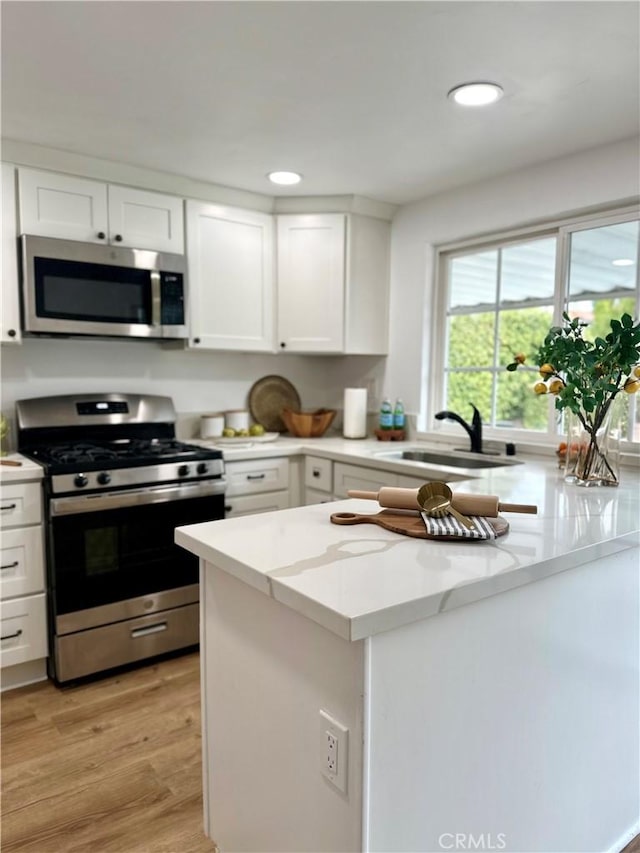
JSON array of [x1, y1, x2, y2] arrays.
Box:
[[564, 395, 624, 487]]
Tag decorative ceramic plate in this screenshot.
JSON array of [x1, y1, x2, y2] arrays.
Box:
[[248, 375, 302, 432], [208, 432, 280, 446]]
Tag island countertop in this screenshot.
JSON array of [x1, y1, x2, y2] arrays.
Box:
[[175, 456, 640, 641]]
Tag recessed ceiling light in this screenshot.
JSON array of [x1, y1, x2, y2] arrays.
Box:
[[448, 82, 504, 107], [267, 171, 302, 186], [612, 258, 635, 267]]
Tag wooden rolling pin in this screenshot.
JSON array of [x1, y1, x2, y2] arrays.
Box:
[[347, 487, 537, 517]]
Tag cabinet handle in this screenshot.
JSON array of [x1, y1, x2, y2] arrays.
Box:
[[131, 622, 167, 638], [280, 342, 286, 349], [313, 469, 321, 477], [246, 473, 266, 480], [1, 629, 22, 641], [224, 505, 232, 513], [0, 504, 17, 511], [97, 231, 106, 239], [114, 234, 123, 242], [7, 329, 16, 338], [193, 338, 201, 345], [1, 561, 19, 570]]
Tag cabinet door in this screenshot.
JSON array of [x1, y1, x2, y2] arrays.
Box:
[[277, 214, 345, 353], [108, 185, 184, 253], [345, 215, 390, 354], [333, 462, 398, 498], [1, 164, 21, 343], [18, 168, 109, 242], [187, 202, 274, 350]]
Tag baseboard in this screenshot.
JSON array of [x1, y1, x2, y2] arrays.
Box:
[[1, 658, 48, 691], [608, 821, 640, 853]]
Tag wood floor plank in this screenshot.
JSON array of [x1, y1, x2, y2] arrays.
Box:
[[1, 651, 216, 853], [1, 699, 202, 812], [1, 761, 173, 852]]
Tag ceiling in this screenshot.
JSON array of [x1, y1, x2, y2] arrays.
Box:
[[1, 1, 639, 206]]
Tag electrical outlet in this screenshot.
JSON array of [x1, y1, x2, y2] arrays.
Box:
[[326, 731, 338, 774], [319, 709, 348, 794], [364, 378, 377, 407]]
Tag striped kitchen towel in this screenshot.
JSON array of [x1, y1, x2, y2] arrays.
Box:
[[420, 513, 497, 540]]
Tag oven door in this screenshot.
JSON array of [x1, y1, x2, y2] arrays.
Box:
[[48, 481, 225, 629]]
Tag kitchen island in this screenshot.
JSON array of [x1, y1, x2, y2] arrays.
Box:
[[176, 455, 640, 853]]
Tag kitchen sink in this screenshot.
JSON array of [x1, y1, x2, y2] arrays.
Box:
[[374, 448, 521, 469]]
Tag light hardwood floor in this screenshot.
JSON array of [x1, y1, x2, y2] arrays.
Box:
[[1, 651, 217, 853]]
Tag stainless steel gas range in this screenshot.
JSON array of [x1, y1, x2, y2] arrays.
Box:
[[16, 393, 226, 684]]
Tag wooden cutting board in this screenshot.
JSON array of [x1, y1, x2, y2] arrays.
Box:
[[330, 509, 509, 541]]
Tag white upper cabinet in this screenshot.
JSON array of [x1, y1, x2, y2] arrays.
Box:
[[186, 201, 274, 351], [1, 164, 21, 344], [18, 168, 184, 254], [277, 214, 346, 353], [277, 213, 390, 355], [107, 185, 184, 254]]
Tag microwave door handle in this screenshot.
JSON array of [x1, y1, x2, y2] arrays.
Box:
[[150, 271, 161, 327]]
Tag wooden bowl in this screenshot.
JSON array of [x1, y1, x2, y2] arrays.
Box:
[[281, 408, 336, 438]]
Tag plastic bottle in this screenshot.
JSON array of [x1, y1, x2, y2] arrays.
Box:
[[379, 397, 393, 430], [393, 398, 405, 430]]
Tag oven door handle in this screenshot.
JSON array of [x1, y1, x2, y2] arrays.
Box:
[[50, 479, 227, 516]]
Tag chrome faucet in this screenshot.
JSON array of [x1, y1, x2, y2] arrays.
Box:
[[434, 404, 483, 453]]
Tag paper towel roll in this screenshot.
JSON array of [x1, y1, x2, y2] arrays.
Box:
[[343, 388, 368, 438]]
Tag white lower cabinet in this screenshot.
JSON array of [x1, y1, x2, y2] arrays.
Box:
[[303, 456, 335, 504], [333, 462, 398, 497], [0, 477, 47, 691], [224, 458, 290, 519], [0, 593, 47, 670]]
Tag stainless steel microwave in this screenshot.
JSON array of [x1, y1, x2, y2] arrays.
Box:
[[20, 235, 188, 340]]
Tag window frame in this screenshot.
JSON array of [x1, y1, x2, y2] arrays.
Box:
[[426, 204, 640, 451]]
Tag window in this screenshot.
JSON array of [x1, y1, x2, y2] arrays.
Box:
[[434, 209, 640, 443]]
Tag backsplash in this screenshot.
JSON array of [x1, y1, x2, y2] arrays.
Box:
[[0, 337, 389, 450]]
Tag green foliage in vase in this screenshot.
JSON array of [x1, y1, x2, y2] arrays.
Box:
[[506, 312, 640, 435]]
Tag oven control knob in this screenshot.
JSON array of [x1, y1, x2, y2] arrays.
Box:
[[74, 474, 88, 488], [178, 464, 191, 477], [197, 463, 208, 475], [97, 471, 111, 486]]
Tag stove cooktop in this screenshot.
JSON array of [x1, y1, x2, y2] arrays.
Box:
[[21, 438, 222, 475]]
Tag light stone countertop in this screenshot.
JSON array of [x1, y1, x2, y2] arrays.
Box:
[[176, 443, 640, 641], [0, 452, 44, 483]]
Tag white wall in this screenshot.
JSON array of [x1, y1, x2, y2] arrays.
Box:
[[384, 136, 640, 422], [0, 338, 335, 445]]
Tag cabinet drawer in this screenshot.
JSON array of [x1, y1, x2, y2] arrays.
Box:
[[0, 593, 47, 668], [304, 456, 333, 493], [0, 526, 45, 600], [225, 458, 289, 497], [0, 483, 42, 528], [225, 491, 289, 519], [333, 462, 397, 498]]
